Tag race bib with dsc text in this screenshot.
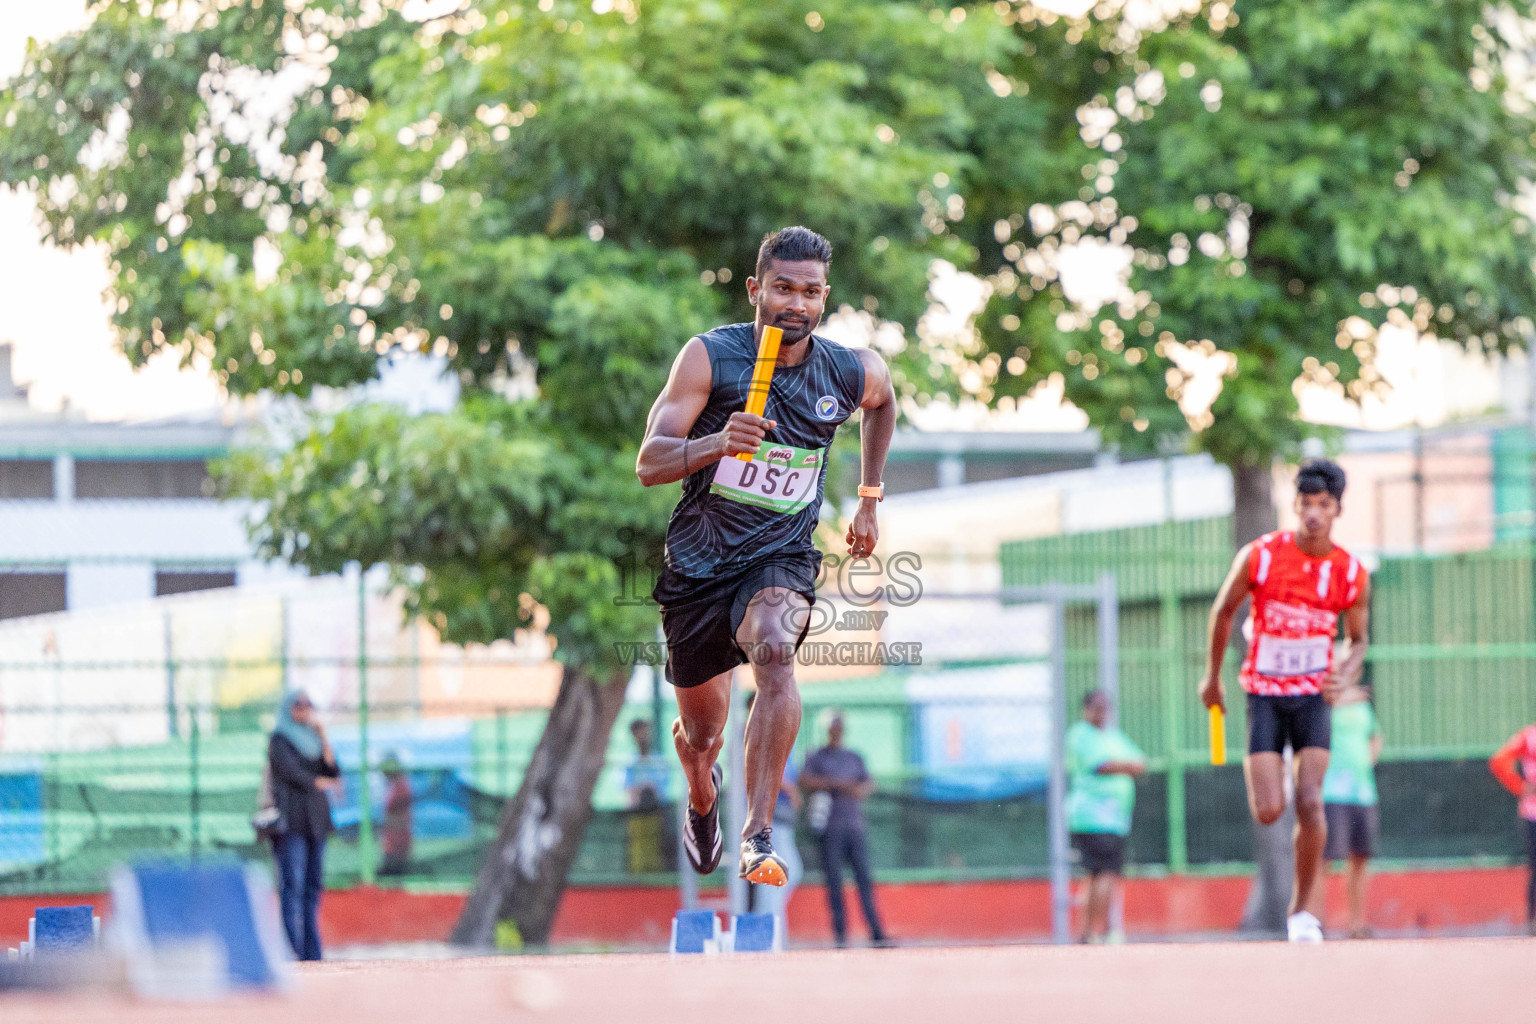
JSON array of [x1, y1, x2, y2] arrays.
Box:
[[710, 443, 825, 514]]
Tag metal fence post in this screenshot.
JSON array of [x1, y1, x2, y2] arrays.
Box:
[[651, 628, 666, 753], [46, 748, 58, 888], [1097, 571, 1125, 937], [497, 707, 509, 797], [1098, 571, 1119, 721], [357, 569, 375, 885], [190, 683, 201, 860], [1047, 587, 1071, 945], [164, 611, 177, 740], [279, 596, 290, 694], [1161, 577, 1188, 873], [724, 667, 748, 917]]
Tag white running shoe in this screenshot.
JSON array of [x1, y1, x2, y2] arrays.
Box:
[[1287, 911, 1324, 944]]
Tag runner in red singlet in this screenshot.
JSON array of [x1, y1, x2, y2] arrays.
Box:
[[1199, 459, 1371, 943], [1488, 723, 1536, 934]]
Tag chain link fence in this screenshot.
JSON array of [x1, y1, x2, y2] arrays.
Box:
[[5, 531, 1536, 899]]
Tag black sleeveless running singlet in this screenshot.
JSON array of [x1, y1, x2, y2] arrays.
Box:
[[661, 322, 866, 579]]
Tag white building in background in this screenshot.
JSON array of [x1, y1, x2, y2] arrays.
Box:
[[0, 343, 290, 620]]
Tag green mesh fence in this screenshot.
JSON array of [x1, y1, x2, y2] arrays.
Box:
[[5, 522, 1536, 897]]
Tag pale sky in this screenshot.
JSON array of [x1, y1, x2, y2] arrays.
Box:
[[0, 3, 1515, 431], [0, 1, 227, 422]]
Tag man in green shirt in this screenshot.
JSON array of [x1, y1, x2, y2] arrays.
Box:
[[1311, 683, 1383, 938], [1065, 690, 1147, 943]]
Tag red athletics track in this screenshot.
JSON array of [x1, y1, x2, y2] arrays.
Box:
[[4, 866, 1529, 950], [2, 938, 1529, 1024]]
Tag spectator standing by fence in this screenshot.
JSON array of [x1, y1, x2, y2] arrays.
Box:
[[267, 690, 340, 961], [1312, 684, 1383, 938], [624, 718, 673, 873], [1488, 721, 1536, 936], [1065, 690, 1145, 944], [378, 752, 413, 878], [802, 710, 889, 948]]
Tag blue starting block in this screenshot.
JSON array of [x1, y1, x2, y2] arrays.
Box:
[[730, 913, 781, 953], [33, 906, 98, 955], [8, 905, 99, 960], [109, 860, 292, 998], [670, 909, 783, 954], [670, 909, 722, 954]]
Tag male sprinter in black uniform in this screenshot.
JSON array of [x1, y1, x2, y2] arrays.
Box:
[[636, 227, 896, 885]]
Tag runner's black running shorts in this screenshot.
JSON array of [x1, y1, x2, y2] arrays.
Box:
[[654, 555, 818, 689], [1247, 693, 1331, 754]]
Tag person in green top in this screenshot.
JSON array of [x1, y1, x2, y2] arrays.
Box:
[[1310, 682, 1383, 938], [1065, 690, 1147, 944]]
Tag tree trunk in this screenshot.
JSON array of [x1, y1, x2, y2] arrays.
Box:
[[1232, 457, 1277, 552], [1229, 457, 1294, 935], [450, 666, 630, 948]]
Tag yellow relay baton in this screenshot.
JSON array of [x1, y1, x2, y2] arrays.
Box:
[[1209, 705, 1227, 766], [736, 325, 783, 461]]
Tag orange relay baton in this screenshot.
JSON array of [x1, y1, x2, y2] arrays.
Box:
[[1209, 705, 1227, 766], [736, 325, 783, 461]]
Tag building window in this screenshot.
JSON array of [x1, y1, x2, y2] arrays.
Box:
[[155, 570, 237, 597], [0, 572, 67, 620], [0, 460, 54, 499], [74, 460, 213, 499]]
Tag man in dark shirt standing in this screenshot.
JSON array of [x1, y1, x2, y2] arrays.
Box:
[[802, 709, 889, 947]]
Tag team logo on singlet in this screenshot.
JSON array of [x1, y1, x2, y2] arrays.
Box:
[[815, 395, 839, 420]]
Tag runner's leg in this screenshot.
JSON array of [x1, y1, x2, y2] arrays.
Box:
[[1244, 696, 1286, 825], [1306, 859, 1330, 923], [673, 670, 732, 814], [736, 587, 809, 838], [1290, 747, 1330, 915], [1244, 753, 1286, 825], [1524, 819, 1536, 925], [1346, 853, 1369, 935]]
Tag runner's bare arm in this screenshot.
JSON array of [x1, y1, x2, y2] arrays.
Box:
[[1325, 575, 1372, 699], [845, 349, 896, 558], [1199, 544, 1254, 711], [636, 338, 777, 486]]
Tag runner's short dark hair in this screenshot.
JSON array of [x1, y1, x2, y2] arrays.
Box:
[[1296, 458, 1346, 501], [756, 226, 832, 279]]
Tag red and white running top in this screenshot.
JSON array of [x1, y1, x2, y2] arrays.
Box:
[[1239, 531, 1368, 697], [1489, 725, 1536, 822]]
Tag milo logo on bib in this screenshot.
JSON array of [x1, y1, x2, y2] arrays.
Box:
[[711, 442, 826, 515]]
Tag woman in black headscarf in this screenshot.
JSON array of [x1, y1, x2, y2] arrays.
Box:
[[267, 689, 340, 961]]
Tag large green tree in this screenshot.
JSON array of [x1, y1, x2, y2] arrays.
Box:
[[0, 0, 1074, 945], [971, 0, 1536, 533], [962, 0, 1536, 929]]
